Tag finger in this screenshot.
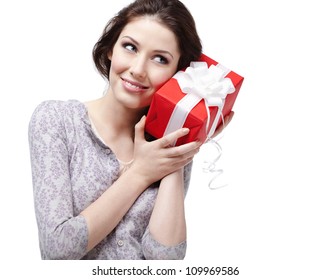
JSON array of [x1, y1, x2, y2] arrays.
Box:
[[212, 111, 235, 138], [166, 141, 201, 158], [158, 127, 190, 147], [134, 115, 146, 142], [170, 155, 195, 170], [224, 111, 235, 126]]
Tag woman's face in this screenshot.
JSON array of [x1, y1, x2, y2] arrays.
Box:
[[108, 16, 180, 110]]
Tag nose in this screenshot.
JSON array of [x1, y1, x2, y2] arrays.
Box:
[[129, 55, 147, 80]]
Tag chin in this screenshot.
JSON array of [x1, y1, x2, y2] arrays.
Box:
[[123, 101, 150, 111]]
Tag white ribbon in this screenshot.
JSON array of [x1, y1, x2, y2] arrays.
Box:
[[202, 122, 228, 190], [163, 62, 235, 145]]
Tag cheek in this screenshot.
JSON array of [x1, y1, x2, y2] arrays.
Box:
[[110, 56, 125, 75], [151, 70, 176, 91], [109, 46, 130, 76]]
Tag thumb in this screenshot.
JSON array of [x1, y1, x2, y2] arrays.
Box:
[[134, 115, 146, 142]]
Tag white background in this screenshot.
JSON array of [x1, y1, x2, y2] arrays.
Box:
[[1, 0, 329, 279]]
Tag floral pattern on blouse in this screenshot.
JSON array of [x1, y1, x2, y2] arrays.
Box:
[[28, 99, 192, 260]]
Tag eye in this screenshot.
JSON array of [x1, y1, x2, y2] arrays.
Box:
[[153, 55, 169, 65], [123, 43, 137, 52]]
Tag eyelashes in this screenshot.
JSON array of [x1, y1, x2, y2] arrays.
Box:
[[123, 43, 136, 52], [121, 42, 169, 65], [153, 55, 169, 65]]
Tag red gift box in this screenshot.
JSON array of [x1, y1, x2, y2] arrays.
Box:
[[145, 53, 244, 146]]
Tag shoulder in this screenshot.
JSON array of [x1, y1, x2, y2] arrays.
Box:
[[30, 99, 87, 124], [28, 99, 87, 135], [31, 99, 85, 116]]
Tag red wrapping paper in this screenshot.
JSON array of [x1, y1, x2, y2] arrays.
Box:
[[145, 53, 244, 146]]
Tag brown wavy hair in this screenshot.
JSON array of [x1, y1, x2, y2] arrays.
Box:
[[93, 0, 202, 80]]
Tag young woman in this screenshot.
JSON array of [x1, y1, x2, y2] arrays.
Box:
[[28, 0, 231, 260]]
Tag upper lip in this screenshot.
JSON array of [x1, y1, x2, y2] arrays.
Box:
[[121, 77, 149, 89]]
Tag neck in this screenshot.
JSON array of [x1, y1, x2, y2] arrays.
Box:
[[86, 90, 147, 138]]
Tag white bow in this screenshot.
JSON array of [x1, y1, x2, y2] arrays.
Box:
[[164, 62, 235, 141]]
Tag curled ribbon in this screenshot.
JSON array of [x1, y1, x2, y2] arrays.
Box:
[[202, 114, 229, 190]]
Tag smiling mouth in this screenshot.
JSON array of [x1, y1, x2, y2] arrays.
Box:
[[122, 78, 149, 90]]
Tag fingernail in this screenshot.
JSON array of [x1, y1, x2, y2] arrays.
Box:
[[182, 128, 190, 134]]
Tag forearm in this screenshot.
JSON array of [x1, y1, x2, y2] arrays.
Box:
[[80, 168, 148, 252], [148, 168, 186, 246]]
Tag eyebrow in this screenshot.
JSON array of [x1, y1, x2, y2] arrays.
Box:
[[121, 35, 174, 59]]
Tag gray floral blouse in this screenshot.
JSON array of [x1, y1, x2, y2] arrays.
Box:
[[28, 100, 192, 260]]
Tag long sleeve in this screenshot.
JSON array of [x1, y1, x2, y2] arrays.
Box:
[[141, 228, 186, 260], [28, 101, 88, 259]]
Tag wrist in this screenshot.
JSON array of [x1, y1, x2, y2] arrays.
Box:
[[160, 168, 184, 188], [126, 164, 154, 188]]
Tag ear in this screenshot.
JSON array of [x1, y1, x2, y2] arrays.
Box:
[[107, 50, 112, 60]]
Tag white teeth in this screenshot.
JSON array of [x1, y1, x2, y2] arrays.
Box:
[[126, 81, 142, 89]]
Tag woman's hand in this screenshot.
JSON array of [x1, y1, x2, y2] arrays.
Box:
[[131, 116, 201, 186]]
